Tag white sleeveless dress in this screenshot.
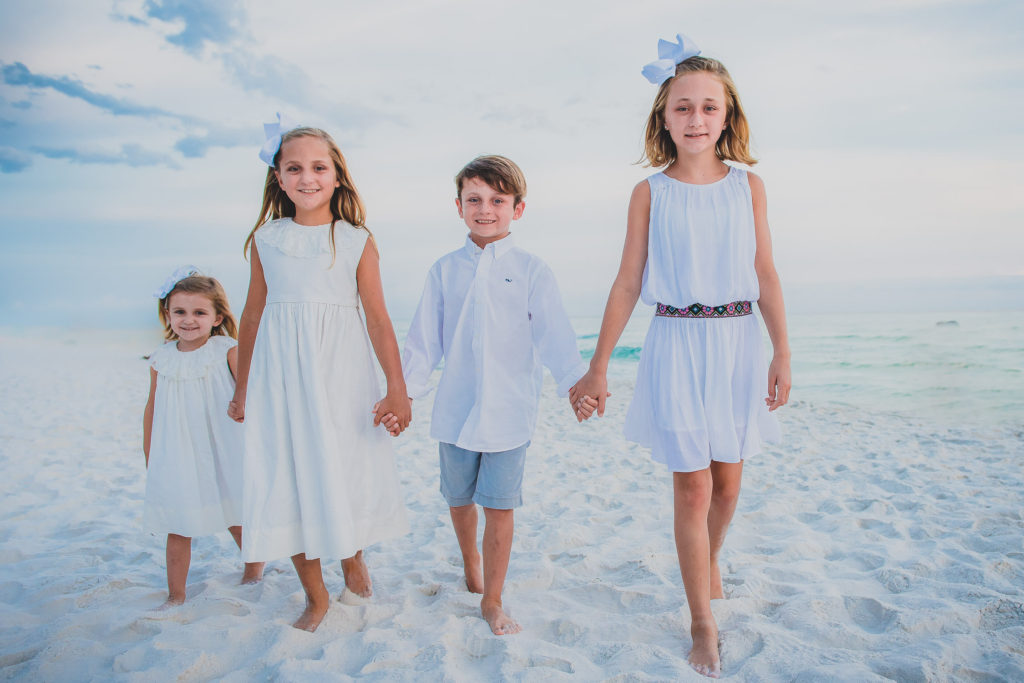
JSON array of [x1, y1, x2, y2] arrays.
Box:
[[623, 167, 781, 472], [242, 218, 409, 562], [144, 335, 243, 536]]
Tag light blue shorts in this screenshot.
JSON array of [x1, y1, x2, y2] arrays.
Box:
[[438, 441, 529, 510]]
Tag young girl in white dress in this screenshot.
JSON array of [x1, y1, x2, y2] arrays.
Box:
[[143, 270, 265, 609], [571, 35, 791, 678], [229, 122, 410, 632]]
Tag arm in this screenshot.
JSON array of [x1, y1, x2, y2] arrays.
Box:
[[530, 264, 588, 397], [143, 367, 157, 467], [228, 241, 268, 423], [402, 265, 444, 401], [749, 172, 791, 411], [356, 237, 411, 434], [569, 180, 651, 417], [227, 344, 238, 381]]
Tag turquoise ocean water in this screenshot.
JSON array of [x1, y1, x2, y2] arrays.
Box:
[[566, 310, 1024, 428]]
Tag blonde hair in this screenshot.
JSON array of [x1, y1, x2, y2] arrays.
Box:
[[244, 127, 370, 264], [641, 56, 756, 167], [455, 155, 527, 206], [158, 275, 237, 341]]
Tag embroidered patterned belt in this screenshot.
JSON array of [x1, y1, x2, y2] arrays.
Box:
[[656, 301, 753, 318]]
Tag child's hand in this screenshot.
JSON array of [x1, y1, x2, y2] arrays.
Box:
[[228, 397, 245, 423], [569, 372, 611, 422], [570, 394, 600, 421], [372, 395, 412, 436], [765, 354, 792, 412]]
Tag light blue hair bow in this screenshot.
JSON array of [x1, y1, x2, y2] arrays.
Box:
[[258, 112, 300, 166], [641, 33, 701, 85], [154, 265, 201, 299]]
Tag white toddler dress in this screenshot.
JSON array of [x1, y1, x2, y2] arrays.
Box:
[[242, 218, 409, 563], [144, 335, 243, 536], [623, 167, 781, 472]]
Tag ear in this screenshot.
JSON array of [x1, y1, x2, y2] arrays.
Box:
[[213, 313, 223, 329], [455, 198, 463, 218], [273, 169, 282, 186], [512, 200, 526, 220]]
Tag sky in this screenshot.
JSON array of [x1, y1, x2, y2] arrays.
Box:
[[1, 0, 1022, 327]]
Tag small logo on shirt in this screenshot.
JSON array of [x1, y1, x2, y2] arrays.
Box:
[[505, 278, 512, 283]]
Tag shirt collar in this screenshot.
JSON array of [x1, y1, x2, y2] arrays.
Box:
[[463, 232, 517, 259]]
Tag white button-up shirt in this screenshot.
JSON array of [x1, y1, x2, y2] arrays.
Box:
[[403, 234, 588, 453]]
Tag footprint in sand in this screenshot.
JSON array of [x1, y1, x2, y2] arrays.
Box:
[[978, 598, 1024, 630], [843, 596, 897, 634]]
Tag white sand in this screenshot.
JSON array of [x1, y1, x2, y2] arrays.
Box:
[[1, 329, 1023, 681]]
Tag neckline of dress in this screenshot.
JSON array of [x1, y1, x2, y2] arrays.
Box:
[[660, 165, 735, 187], [285, 217, 333, 229]]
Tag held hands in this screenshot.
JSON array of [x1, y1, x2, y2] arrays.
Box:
[[228, 393, 245, 423], [765, 354, 792, 411], [372, 394, 412, 437], [569, 370, 611, 423]]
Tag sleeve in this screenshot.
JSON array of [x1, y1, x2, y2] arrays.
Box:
[[529, 261, 588, 397], [402, 262, 445, 400]]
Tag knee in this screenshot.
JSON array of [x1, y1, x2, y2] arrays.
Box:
[[673, 475, 712, 514], [482, 507, 514, 521], [711, 481, 741, 508]]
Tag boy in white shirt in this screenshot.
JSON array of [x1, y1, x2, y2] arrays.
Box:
[[400, 155, 594, 635]]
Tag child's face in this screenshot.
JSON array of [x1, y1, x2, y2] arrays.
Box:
[[456, 177, 524, 248], [663, 72, 729, 158], [167, 291, 222, 351], [274, 136, 341, 226]]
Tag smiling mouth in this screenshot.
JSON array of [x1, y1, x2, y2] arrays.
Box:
[[475, 219, 496, 224], [299, 189, 319, 194]]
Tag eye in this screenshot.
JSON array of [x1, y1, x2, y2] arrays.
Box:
[[676, 106, 688, 112], [467, 197, 478, 203], [286, 165, 299, 172], [493, 198, 503, 204]]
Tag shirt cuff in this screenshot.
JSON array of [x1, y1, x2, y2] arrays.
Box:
[[555, 362, 589, 397]]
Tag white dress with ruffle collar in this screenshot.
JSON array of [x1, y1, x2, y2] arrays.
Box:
[[144, 335, 243, 536]]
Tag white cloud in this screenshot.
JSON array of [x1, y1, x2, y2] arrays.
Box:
[[0, 0, 1021, 326]]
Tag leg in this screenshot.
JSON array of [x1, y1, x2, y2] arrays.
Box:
[[341, 549, 372, 598], [449, 504, 483, 593], [674, 470, 720, 678], [480, 507, 520, 635], [707, 462, 743, 600], [290, 553, 330, 631], [161, 533, 191, 608], [228, 525, 265, 584]]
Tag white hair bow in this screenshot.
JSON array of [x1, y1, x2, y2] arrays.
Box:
[[154, 265, 200, 299], [258, 112, 300, 166], [641, 33, 701, 85]]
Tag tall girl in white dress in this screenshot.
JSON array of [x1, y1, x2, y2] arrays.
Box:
[[143, 271, 264, 609], [571, 35, 791, 678], [229, 124, 410, 632]]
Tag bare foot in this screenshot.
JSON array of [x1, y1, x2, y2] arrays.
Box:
[[341, 550, 372, 598], [292, 592, 329, 632], [687, 618, 721, 678], [153, 595, 185, 611], [482, 600, 521, 636], [241, 562, 265, 585], [710, 558, 724, 600], [464, 551, 483, 594]]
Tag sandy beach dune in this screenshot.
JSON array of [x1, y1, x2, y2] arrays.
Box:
[[1, 329, 1022, 681]]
